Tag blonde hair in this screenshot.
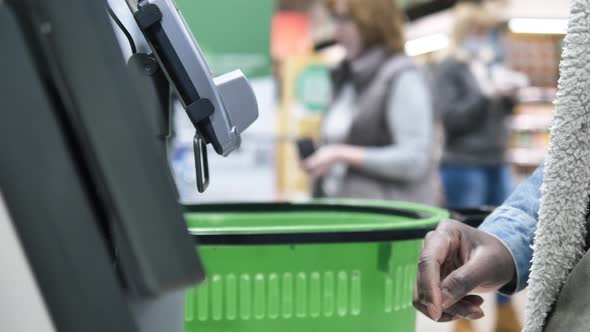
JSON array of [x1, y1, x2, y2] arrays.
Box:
[[451, 2, 498, 49], [324, 0, 406, 54]]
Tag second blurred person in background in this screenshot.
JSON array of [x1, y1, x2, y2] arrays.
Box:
[[303, 0, 439, 205], [432, 3, 527, 332]]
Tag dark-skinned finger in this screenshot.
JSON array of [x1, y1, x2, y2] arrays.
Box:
[[413, 301, 430, 319], [460, 294, 485, 307], [416, 303, 460, 323], [440, 259, 488, 310], [414, 288, 465, 323], [413, 285, 438, 320], [416, 229, 459, 320], [437, 313, 461, 323], [442, 295, 485, 320], [414, 300, 458, 323]]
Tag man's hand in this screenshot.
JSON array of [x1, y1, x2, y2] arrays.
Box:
[[413, 220, 516, 322]]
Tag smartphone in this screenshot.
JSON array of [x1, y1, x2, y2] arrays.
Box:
[[296, 138, 316, 160]]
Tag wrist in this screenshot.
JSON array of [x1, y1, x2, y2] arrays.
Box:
[[479, 207, 535, 295], [481, 230, 519, 294], [336, 145, 364, 166], [495, 240, 518, 293], [498, 273, 517, 295]]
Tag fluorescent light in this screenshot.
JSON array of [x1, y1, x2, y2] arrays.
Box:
[[509, 18, 568, 35], [405, 33, 449, 57]]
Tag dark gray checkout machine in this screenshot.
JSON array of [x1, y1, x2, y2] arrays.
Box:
[[0, 0, 258, 331]]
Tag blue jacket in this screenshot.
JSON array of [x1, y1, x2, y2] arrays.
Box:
[[479, 165, 544, 293]]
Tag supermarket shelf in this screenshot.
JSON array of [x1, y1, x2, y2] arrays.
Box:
[[518, 87, 559, 104], [514, 102, 555, 113], [509, 148, 547, 166], [510, 114, 553, 131]]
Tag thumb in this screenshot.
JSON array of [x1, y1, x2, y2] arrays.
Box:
[[440, 258, 489, 310]]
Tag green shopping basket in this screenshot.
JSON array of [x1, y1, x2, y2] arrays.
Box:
[[184, 200, 448, 332]]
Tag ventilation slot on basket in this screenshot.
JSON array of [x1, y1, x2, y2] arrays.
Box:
[[185, 271, 363, 322], [384, 264, 417, 313]]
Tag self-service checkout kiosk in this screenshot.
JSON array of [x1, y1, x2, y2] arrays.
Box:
[[0, 0, 258, 331]]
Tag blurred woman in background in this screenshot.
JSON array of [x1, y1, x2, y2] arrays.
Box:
[[433, 3, 527, 332], [302, 0, 439, 205]]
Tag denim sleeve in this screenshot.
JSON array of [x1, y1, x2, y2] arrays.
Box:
[[479, 164, 544, 293]]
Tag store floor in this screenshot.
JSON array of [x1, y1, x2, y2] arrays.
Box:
[[416, 291, 527, 332]]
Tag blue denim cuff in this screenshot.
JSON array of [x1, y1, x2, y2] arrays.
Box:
[[479, 206, 536, 294]]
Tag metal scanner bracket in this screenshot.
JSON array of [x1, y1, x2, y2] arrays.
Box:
[[133, 0, 258, 193]]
